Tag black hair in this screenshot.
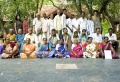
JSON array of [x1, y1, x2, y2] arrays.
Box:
[[82, 29, 86, 32], [94, 10, 99, 13], [43, 38, 47, 40], [52, 29, 56, 32], [63, 9, 67, 12], [74, 31, 78, 34], [15, 14, 21, 21], [108, 28, 113, 31], [96, 28, 100, 31], [81, 11, 85, 15], [87, 37, 92, 40], [63, 28, 67, 32], [104, 36, 108, 39]]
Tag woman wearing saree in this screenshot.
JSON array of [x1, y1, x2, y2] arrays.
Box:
[[36, 38, 54, 58], [60, 28, 72, 52], [83, 37, 99, 58], [54, 39, 70, 58], [1, 38, 19, 59], [20, 38, 37, 58], [100, 36, 119, 59], [70, 39, 83, 58], [48, 29, 59, 51]]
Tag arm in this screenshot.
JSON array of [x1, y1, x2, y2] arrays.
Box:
[[14, 22, 17, 34]]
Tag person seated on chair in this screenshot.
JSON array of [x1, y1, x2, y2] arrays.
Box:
[[1, 38, 19, 59], [20, 38, 37, 58], [36, 38, 54, 58], [105, 28, 119, 54], [100, 36, 119, 59]]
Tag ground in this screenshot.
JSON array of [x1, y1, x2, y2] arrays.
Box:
[[0, 55, 120, 82]]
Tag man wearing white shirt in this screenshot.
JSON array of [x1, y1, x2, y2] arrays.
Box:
[[41, 13, 49, 39], [48, 14, 54, 34], [92, 28, 102, 43], [33, 13, 41, 33], [66, 14, 73, 35], [72, 14, 79, 33], [24, 28, 36, 44], [54, 10, 62, 37], [105, 28, 119, 53], [78, 12, 87, 33], [61, 9, 67, 28], [87, 14, 94, 36]]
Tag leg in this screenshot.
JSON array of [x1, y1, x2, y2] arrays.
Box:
[[112, 41, 119, 52]]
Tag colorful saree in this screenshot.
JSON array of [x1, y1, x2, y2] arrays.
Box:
[[36, 43, 54, 58], [83, 42, 97, 58], [55, 44, 70, 58], [70, 44, 83, 58], [1, 42, 19, 58], [20, 43, 37, 58]]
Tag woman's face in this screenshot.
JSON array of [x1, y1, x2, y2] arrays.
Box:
[[100, 14, 103, 18], [26, 38, 30, 44], [64, 29, 67, 33], [17, 16, 20, 20], [9, 30, 13, 34], [74, 39, 78, 44], [104, 37, 109, 43], [60, 39, 64, 44], [5, 38, 10, 44], [88, 38, 92, 43], [94, 12, 98, 16], [43, 38, 47, 44]]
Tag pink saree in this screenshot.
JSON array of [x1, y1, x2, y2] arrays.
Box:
[[70, 44, 83, 58]]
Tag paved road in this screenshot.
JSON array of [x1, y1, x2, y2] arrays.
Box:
[[0, 57, 120, 82]]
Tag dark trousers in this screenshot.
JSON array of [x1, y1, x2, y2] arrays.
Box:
[[112, 41, 119, 52]]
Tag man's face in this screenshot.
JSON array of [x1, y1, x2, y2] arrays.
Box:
[[82, 30, 86, 35], [81, 13, 85, 17], [28, 29, 32, 34], [57, 10, 60, 15], [37, 15, 40, 19], [43, 13, 46, 18], [109, 29, 113, 34], [96, 29, 100, 34], [64, 29, 67, 33]]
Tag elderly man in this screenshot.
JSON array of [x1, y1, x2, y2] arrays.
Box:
[[33, 13, 42, 34], [54, 10, 62, 37], [24, 28, 36, 44], [41, 12, 49, 39]]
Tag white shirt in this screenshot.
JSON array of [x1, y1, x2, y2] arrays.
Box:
[[35, 34, 46, 44], [41, 18, 49, 32], [33, 18, 42, 32], [78, 17, 87, 32], [87, 19, 94, 35], [54, 15, 62, 30], [72, 18, 79, 32], [61, 14, 67, 28], [56, 44, 67, 51], [24, 33, 36, 43], [92, 33, 102, 43], [48, 19, 54, 33], [105, 33, 117, 41], [67, 18, 73, 35]]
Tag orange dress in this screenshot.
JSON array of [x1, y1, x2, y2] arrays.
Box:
[[20, 43, 37, 58]]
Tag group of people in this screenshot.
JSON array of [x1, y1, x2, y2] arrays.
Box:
[[0, 9, 119, 59]]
